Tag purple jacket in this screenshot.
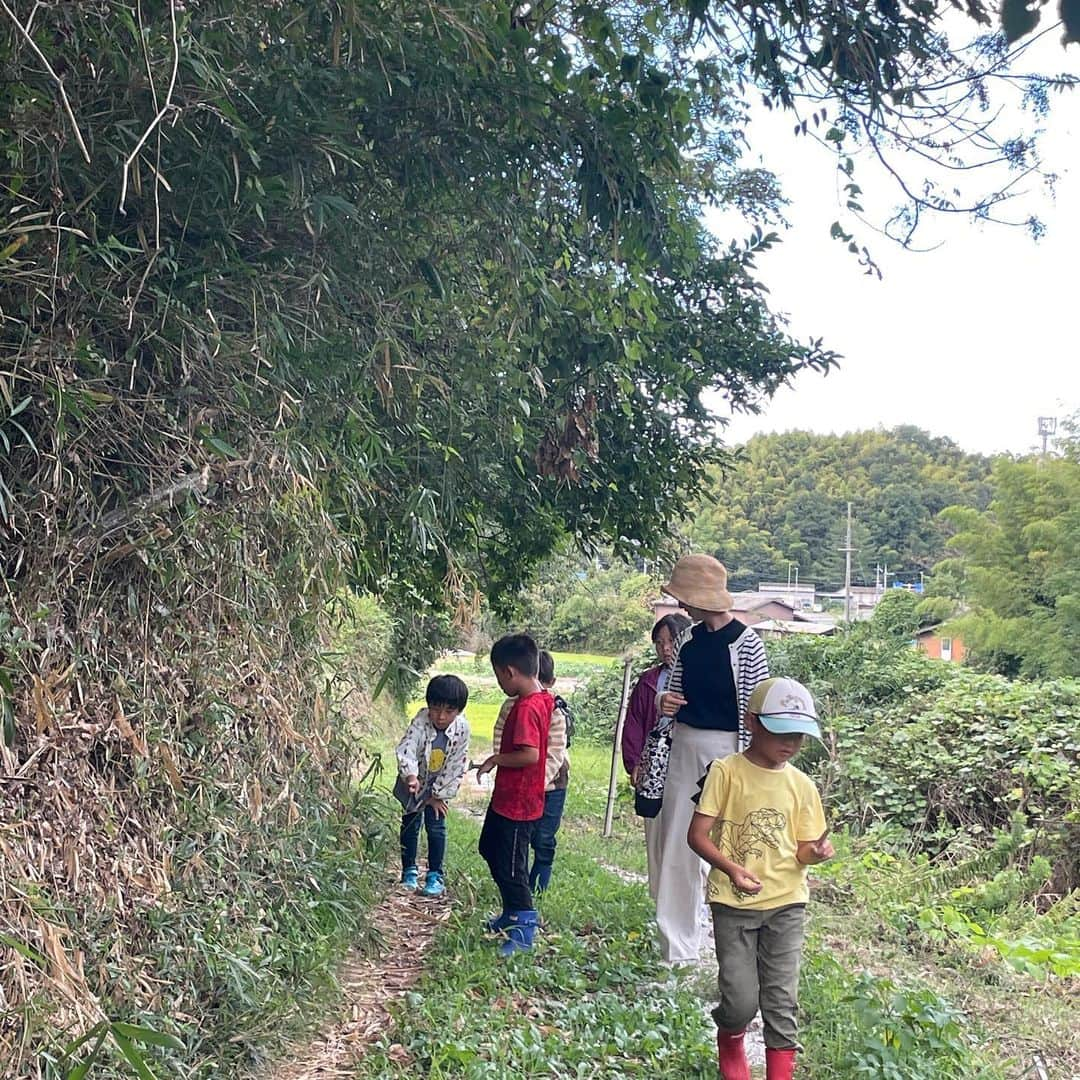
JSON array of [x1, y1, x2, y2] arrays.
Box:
[[621, 664, 666, 775]]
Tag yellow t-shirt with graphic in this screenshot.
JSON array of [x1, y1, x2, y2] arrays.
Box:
[[695, 753, 826, 911]]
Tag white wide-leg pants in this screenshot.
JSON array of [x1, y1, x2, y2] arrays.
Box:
[[654, 723, 738, 963]]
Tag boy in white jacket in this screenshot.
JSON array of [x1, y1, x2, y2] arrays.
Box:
[[395, 674, 470, 897]]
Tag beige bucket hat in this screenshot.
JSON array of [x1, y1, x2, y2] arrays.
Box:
[[663, 554, 734, 613]]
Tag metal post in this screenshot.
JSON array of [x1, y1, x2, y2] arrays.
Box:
[[843, 502, 853, 622], [603, 658, 635, 838]]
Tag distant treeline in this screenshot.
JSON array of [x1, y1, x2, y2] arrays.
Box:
[[686, 427, 993, 592]]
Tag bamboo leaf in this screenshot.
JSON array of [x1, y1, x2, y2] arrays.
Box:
[[110, 1022, 184, 1051], [110, 1031, 159, 1080]]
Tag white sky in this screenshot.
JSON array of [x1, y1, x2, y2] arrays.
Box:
[[703, 29, 1080, 457]]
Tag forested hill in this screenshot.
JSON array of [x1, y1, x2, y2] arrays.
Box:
[[686, 427, 993, 592]]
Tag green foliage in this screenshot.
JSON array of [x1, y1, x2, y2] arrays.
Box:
[[327, 592, 398, 701], [42, 1020, 183, 1080], [547, 565, 655, 654], [939, 455, 1080, 678], [686, 428, 991, 591], [771, 624, 1080, 995], [915, 595, 956, 626], [871, 589, 923, 639], [766, 623, 951, 717], [801, 956, 990, 1080], [804, 658, 1078, 856], [570, 646, 655, 744], [0, 4, 841, 1065]]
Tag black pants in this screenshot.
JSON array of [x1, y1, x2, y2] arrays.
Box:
[[478, 807, 537, 911]]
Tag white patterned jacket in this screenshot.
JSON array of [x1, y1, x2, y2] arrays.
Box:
[[395, 709, 471, 801]]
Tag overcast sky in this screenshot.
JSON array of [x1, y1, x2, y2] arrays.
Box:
[[704, 29, 1080, 458]]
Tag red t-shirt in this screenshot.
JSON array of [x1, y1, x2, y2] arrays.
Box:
[[491, 691, 553, 821]]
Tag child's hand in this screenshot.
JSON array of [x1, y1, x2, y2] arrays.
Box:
[[406, 774, 421, 794], [798, 828, 835, 865], [658, 691, 688, 717], [630, 765, 640, 789], [475, 755, 497, 777], [727, 866, 763, 895], [426, 796, 449, 818]]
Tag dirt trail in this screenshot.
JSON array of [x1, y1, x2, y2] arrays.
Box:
[[264, 886, 448, 1080]]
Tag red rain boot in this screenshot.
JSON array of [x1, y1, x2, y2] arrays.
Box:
[[716, 1030, 751, 1080], [765, 1047, 797, 1080]]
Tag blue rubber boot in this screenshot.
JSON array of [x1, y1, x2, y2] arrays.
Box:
[[484, 910, 511, 932], [401, 866, 419, 890], [420, 870, 445, 898], [499, 910, 538, 957]]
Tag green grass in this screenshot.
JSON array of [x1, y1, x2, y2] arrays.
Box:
[[431, 650, 617, 681], [404, 700, 503, 745], [558, 743, 647, 878], [354, 814, 714, 1079]]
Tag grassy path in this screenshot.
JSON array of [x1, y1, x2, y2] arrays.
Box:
[[353, 814, 716, 1079]]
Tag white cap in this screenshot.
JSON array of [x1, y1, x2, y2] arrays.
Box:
[[747, 677, 822, 739]]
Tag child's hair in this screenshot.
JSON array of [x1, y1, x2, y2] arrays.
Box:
[[425, 673, 469, 712], [538, 649, 555, 686], [652, 612, 692, 641], [490, 633, 540, 677]]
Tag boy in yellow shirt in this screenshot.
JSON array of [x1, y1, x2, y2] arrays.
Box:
[[688, 677, 834, 1080]]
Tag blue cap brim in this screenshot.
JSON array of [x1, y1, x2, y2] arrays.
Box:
[[759, 714, 822, 739]]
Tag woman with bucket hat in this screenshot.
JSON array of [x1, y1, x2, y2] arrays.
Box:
[[645, 553, 770, 964]]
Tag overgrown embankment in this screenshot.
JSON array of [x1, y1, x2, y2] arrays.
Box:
[[1, 504, 394, 1080]]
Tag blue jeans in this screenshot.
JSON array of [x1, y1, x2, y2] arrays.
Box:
[[400, 805, 447, 873], [529, 786, 567, 893]]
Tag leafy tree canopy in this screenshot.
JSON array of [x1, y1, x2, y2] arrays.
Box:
[[940, 454, 1080, 678], [0, 0, 1069, 677]]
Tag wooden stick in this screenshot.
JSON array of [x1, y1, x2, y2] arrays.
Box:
[[602, 658, 634, 838]]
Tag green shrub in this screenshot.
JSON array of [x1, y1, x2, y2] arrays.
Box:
[[547, 567, 655, 654], [569, 647, 654, 744], [800, 954, 1000, 1080]]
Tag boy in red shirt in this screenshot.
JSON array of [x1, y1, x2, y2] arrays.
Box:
[[476, 633, 554, 956]]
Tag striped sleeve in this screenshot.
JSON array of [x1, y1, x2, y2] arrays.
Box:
[[736, 630, 770, 749], [492, 696, 514, 751], [545, 704, 568, 788]]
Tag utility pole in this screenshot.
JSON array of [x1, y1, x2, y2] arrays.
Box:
[[1038, 416, 1057, 458], [840, 502, 854, 622]]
